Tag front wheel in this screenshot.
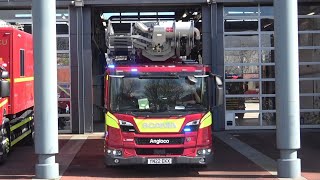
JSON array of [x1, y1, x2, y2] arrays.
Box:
[[0, 123, 10, 164]]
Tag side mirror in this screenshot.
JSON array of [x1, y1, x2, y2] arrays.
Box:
[[214, 75, 223, 106], [1, 71, 9, 79], [0, 80, 10, 97]]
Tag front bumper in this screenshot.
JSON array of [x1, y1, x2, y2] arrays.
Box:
[[105, 154, 213, 166]]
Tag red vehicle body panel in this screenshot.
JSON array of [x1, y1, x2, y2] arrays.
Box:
[[0, 27, 34, 117], [105, 113, 212, 158], [104, 64, 213, 165]]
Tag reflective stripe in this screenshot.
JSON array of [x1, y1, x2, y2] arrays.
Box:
[[10, 129, 31, 147], [14, 77, 34, 83], [10, 117, 33, 132], [199, 112, 212, 129], [0, 99, 8, 108], [105, 112, 120, 129], [106, 75, 109, 81], [135, 118, 185, 133]]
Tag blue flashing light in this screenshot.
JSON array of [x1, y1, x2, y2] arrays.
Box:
[[184, 128, 191, 132], [131, 68, 138, 72], [108, 64, 115, 68]]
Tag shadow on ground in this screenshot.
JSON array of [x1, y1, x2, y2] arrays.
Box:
[[61, 138, 275, 179]]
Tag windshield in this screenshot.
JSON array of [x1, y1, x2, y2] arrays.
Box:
[[109, 75, 209, 115]]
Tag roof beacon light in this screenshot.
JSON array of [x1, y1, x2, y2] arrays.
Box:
[[131, 68, 138, 72], [108, 64, 115, 68]]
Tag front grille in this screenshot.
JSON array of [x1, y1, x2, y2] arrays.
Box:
[[136, 148, 183, 155], [135, 137, 184, 145]]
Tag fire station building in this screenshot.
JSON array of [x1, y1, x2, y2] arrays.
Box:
[[0, 0, 319, 133]]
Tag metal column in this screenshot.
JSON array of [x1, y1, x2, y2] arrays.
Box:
[[202, 5, 212, 66], [207, 3, 225, 131], [32, 0, 59, 179], [69, 6, 93, 133], [274, 0, 301, 178]]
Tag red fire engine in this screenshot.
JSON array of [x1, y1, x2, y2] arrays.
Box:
[[0, 22, 34, 163], [103, 20, 223, 166]]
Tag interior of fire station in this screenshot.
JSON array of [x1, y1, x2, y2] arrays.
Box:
[[69, 4, 223, 133]]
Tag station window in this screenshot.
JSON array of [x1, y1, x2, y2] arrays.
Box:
[[20, 49, 25, 76]]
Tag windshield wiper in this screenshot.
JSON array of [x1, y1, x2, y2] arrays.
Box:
[[118, 108, 155, 113], [138, 75, 179, 79]]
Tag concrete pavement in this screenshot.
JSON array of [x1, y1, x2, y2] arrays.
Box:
[[0, 130, 319, 180]]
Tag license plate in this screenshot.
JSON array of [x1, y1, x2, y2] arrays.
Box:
[[147, 158, 172, 164]]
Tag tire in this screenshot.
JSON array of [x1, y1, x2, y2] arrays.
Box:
[[0, 122, 10, 164]]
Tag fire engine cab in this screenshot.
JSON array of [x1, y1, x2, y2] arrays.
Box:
[[103, 20, 223, 166]]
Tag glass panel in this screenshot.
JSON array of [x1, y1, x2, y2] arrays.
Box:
[[57, 24, 69, 34], [57, 37, 69, 50], [299, 33, 320, 46], [261, 65, 275, 78], [226, 97, 259, 111], [140, 12, 157, 15], [299, 18, 320, 31], [58, 100, 71, 114], [57, 53, 70, 66], [262, 97, 276, 110], [109, 76, 209, 113], [261, 18, 274, 31], [225, 66, 259, 79], [121, 12, 138, 16], [245, 97, 259, 111], [224, 50, 259, 63], [56, 12, 68, 21], [299, 5, 320, 15], [224, 6, 259, 17], [261, 34, 274, 47], [299, 49, 320, 62], [260, 6, 274, 16], [301, 112, 320, 125], [300, 65, 320, 78], [22, 24, 32, 34], [0, 9, 67, 21], [300, 96, 320, 109], [235, 112, 260, 126], [261, 50, 275, 63], [224, 19, 258, 32], [58, 116, 71, 130], [158, 12, 175, 15], [0, 10, 31, 19], [225, 34, 259, 48], [300, 80, 320, 93], [226, 81, 259, 95], [57, 66, 70, 83], [262, 112, 276, 126], [58, 84, 71, 99], [262, 81, 275, 94]]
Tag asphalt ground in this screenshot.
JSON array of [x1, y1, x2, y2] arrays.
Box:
[[0, 130, 319, 180]]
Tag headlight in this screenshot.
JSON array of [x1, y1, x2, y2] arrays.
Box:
[[186, 120, 200, 126], [184, 119, 200, 132], [119, 120, 136, 132], [119, 120, 134, 126], [197, 148, 212, 156], [107, 149, 123, 156]]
